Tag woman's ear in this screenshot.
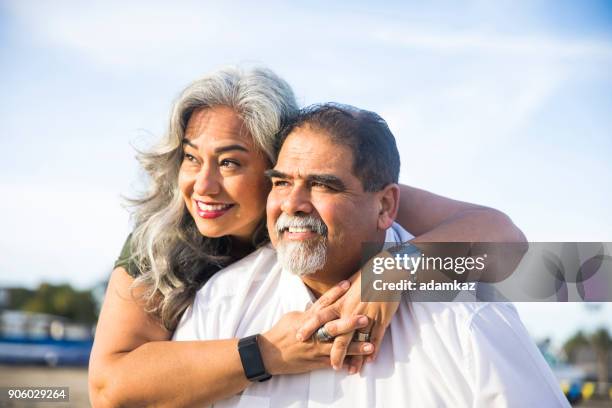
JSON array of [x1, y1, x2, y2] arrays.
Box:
[[377, 183, 400, 230]]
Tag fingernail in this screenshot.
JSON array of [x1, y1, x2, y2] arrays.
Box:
[[340, 280, 350, 289], [296, 331, 303, 341], [349, 366, 357, 375], [363, 344, 373, 352], [332, 364, 340, 371], [358, 316, 368, 325]]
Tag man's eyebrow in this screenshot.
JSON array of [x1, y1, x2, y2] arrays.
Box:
[[264, 169, 289, 179], [308, 174, 346, 191], [265, 170, 346, 190]]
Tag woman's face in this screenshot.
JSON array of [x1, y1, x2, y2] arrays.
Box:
[[178, 106, 270, 243]]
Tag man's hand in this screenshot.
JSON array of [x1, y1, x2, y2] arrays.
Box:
[[296, 273, 400, 373], [260, 280, 374, 376]]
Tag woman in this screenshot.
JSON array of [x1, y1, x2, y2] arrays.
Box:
[[89, 66, 525, 407]]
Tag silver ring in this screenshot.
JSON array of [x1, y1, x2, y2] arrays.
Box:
[[353, 331, 370, 342], [315, 326, 334, 342]]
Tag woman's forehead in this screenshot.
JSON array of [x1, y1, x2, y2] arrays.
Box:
[[184, 106, 255, 150]]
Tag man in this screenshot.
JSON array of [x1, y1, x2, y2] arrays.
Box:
[[175, 103, 568, 407]]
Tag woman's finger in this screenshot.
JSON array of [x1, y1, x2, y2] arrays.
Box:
[[365, 321, 387, 363], [346, 355, 365, 375], [296, 306, 339, 341], [323, 315, 369, 337], [329, 332, 352, 370], [345, 341, 374, 356], [310, 280, 350, 312], [314, 340, 373, 357]]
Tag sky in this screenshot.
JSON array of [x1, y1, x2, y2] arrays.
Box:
[[1, 0, 611, 348]]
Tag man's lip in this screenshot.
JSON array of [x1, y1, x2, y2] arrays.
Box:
[[281, 230, 320, 241]]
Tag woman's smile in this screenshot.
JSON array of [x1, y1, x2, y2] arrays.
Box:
[[194, 200, 235, 219]]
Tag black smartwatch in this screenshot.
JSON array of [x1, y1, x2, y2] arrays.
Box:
[[237, 334, 272, 382]]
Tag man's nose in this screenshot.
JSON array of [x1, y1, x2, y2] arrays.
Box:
[[193, 164, 221, 196], [280, 185, 313, 215]]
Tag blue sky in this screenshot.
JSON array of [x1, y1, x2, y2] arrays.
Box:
[[1, 0, 611, 347]]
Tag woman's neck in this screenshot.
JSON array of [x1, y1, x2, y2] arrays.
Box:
[[230, 237, 254, 259]]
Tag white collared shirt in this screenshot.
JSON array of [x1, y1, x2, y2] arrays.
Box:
[[173, 224, 569, 408]]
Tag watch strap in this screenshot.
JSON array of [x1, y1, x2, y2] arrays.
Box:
[[237, 334, 272, 382]]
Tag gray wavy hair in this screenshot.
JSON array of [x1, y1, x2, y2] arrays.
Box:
[[127, 66, 298, 331]]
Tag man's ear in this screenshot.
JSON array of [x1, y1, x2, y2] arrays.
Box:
[[377, 183, 400, 231]]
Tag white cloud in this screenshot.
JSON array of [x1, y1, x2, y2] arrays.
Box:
[[0, 182, 131, 288], [372, 28, 612, 59]]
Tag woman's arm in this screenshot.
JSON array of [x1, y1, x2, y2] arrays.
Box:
[[88, 267, 250, 407], [88, 269, 372, 407], [297, 184, 527, 372], [396, 184, 526, 243]]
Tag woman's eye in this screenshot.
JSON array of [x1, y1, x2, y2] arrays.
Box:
[[183, 153, 198, 163]]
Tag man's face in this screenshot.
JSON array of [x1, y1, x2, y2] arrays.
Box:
[[266, 125, 383, 283]]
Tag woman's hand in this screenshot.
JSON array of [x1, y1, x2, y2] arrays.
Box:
[[296, 272, 400, 374], [259, 281, 374, 376]]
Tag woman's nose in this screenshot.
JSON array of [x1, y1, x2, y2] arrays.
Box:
[[193, 165, 221, 196]]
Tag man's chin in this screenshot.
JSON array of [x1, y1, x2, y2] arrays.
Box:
[[277, 239, 327, 278]]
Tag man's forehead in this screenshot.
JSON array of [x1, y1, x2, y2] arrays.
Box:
[[275, 127, 353, 175]]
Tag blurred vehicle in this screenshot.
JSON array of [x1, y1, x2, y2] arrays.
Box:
[[0, 310, 93, 366]]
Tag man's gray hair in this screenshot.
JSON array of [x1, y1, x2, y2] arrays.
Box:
[[128, 66, 298, 330]]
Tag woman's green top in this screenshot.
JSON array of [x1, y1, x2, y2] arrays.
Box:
[[114, 234, 140, 278]]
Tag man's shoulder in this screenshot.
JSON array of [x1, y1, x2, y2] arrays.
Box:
[[410, 301, 517, 323], [406, 302, 521, 347]]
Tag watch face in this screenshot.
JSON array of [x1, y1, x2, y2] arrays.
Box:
[[238, 335, 271, 381]]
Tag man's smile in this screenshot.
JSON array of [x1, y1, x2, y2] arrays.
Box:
[[280, 226, 320, 241]]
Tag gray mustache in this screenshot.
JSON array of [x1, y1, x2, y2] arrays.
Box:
[[275, 213, 328, 237]]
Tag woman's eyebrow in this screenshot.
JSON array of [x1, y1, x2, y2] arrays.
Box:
[[182, 138, 198, 149], [214, 144, 249, 154], [181, 139, 249, 154]]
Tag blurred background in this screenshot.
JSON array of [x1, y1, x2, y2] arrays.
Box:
[[1, 0, 611, 406]]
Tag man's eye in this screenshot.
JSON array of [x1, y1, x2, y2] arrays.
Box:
[[311, 181, 331, 190], [220, 159, 240, 168], [273, 180, 289, 187]]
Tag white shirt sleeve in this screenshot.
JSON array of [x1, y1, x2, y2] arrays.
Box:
[[466, 303, 570, 408]]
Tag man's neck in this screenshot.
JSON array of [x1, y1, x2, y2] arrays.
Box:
[[299, 266, 354, 298], [299, 276, 336, 299]]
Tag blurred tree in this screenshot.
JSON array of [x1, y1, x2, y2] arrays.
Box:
[[590, 328, 611, 397], [10, 283, 98, 324], [563, 331, 589, 363], [2, 287, 32, 310]]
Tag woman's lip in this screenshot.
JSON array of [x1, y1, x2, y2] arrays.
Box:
[[196, 206, 233, 219], [194, 201, 234, 219]]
